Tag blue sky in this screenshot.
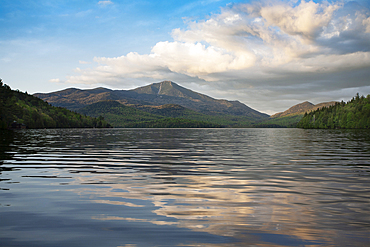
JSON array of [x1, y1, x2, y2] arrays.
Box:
[[1, 0, 370, 114], [1, 1, 240, 87]]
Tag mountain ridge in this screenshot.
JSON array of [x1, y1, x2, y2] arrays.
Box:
[[35, 81, 269, 119]]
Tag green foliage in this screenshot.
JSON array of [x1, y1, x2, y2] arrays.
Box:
[[123, 118, 223, 128], [297, 94, 370, 129], [253, 115, 303, 128], [136, 104, 256, 127], [77, 101, 226, 128], [77, 100, 263, 128], [0, 79, 111, 129], [77, 101, 163, 127]]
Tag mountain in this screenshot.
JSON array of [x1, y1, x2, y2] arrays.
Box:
[[271, 101, 337, 118], [0, 80, 111, 129], [34, 81, 269, 119], [297, 94, 370, 129], [130, 81, 267, 118]]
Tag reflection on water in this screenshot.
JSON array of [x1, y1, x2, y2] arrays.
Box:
[[0, 128, 370, 246]]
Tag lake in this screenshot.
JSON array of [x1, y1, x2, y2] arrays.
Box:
[[0, 128, 369, 246]]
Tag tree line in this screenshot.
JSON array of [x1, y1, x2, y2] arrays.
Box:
[[0, 79, 111, 129], [123, 118, 223, 128], [297, 93, 370, 129]]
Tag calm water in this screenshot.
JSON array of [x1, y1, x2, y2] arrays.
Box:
[[0, 128, 370, 247]]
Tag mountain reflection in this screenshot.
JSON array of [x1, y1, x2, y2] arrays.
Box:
[[1, 128, 369, 246], [71, 169, 343, 245], [0, 130, 15, 164]]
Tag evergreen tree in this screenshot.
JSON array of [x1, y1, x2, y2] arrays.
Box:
[[0, 80, 111, 129], [297, 94, 370, 129]]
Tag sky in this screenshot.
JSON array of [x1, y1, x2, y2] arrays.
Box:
[[1, 0, 370, 115]]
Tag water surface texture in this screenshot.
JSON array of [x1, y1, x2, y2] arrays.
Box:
[[1, 128, 370, 246]]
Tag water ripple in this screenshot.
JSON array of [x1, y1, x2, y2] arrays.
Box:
[[1, 128, 370, 246]]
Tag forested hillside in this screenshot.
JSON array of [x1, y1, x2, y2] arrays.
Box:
[[123, 118, 223, 128], [77, 100, 224, 128], [256, 101, 338, 128], [77, 101, 163, 127], [297, 94, 370, 129], [0, 80, 111, 129], [253, 115, 303, 128]]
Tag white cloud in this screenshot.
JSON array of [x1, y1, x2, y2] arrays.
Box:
[[98, 1, 113, 6], [151, 41, 256, 76], [49, 78, 61, 83], [79, 60, 91, 64], [257, 0, 341, 41], [361, 15, 370, 33], [66, 0, 370, 113]]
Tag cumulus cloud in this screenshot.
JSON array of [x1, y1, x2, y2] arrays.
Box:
[[257, 0, 340, 41], [66, 0, 370, 113]]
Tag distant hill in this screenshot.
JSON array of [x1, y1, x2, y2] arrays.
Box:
[[0, 80, 111, 129], [34, 81, 269, 120], [271, 101, 337, 118], [254, 101, 338, 128], [297, 94, 370, 129]]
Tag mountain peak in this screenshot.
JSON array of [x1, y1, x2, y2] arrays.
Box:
[[156, 81, 176, 95], [131, 81, 196, 99], [160, 80, 173, 85], [271, 101, 314, 118]]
